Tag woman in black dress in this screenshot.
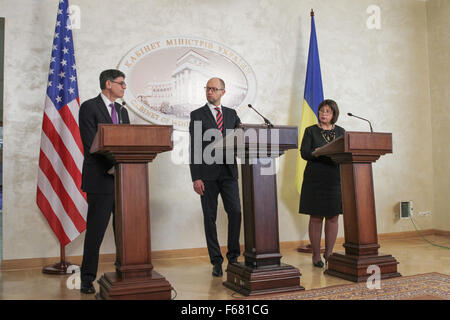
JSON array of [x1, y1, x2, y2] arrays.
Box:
[[299, 99, 345, 268]]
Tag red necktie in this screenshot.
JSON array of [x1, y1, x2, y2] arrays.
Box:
[[215, 107, 223, 134]]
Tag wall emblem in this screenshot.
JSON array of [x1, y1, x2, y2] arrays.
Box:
[[118, 36, 257, 131]]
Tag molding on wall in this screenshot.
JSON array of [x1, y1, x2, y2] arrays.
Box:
[[1, 229, 448, 271]]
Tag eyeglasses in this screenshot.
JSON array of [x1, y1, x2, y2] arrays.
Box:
[[111, 80, 127, 87], [204, 87, 224, 93], [319, 109, 332, 114]]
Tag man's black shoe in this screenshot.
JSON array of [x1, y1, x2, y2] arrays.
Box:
[[212, 264, 223, 277], [80, 282, 96, 294]]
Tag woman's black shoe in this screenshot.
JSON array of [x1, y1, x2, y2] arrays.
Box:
[[313, 260, 324, 268]]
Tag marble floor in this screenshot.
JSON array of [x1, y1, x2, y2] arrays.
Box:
[[0, 235, 449, 300]]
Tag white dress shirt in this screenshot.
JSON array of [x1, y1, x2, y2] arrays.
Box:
[[100, 93, 115, 117]]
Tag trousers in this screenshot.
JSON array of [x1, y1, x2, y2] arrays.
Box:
[[80, 193, 115, 284], [200, 165, 241, 265]]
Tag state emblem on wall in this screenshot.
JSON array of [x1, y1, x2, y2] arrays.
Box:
[[118, 36, 257, 131]]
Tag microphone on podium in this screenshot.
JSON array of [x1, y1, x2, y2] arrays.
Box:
[[119, 101, 127, 124], [247, 104, 274, 128], [347, 112, 373, 132]]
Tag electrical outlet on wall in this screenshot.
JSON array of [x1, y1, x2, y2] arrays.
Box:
[[417, 211, 431, 217], [399, 201, 413, 219]]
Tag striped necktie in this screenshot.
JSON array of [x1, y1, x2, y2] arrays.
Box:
[[215, 107, 223, 134]]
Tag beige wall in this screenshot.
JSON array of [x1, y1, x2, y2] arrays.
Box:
[[427, 0, 450, 231], [1, 0, 446, 261]]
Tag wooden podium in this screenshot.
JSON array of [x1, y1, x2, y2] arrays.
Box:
[[313, 131, 401, 282], [90, 124, 174, 299], [221, 124, 305, 296]]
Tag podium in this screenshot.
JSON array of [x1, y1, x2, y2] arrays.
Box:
[[90, 124, 174, 299], [313, 131, 401, 282], [221, 124, 305, 296]]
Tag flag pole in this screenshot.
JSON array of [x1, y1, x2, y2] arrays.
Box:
[[42, 243, 78, 275], [38, 0, 85, 275], [296, 8, 325, 255]]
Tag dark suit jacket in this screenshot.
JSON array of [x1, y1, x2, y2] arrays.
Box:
[[79, 94, 130, 194], [189, 104, 241, 182]]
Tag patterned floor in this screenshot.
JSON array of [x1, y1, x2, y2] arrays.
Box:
[[248, 273, 450, 300]]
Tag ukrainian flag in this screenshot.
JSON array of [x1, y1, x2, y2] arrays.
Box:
[[295, 10, 323, 193]]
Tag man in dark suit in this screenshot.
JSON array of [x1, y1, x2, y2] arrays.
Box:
[[78, 69, 130, 294], [189, 77, 242, 277]]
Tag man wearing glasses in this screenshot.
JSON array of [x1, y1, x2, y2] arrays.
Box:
[[78, 69, 130, 294], [189, 77, 242, 277]]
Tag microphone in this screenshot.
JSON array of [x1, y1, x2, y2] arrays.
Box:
[[119, 101, 127, 124], [347, 112, 373, 132], [247, 104, 274, 128]]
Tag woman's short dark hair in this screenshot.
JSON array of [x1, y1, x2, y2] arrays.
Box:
[[318, 99, 339, 124], [99, 69, 125, 89]]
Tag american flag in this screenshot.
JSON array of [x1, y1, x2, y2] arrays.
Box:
[[37, 0, 87, 246]]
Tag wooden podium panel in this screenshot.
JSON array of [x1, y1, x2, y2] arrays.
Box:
[[221, 124, 304, 295], [313, 131, 401, 282], [90, 124, 174, 299], [90, 124, 173, 162]]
